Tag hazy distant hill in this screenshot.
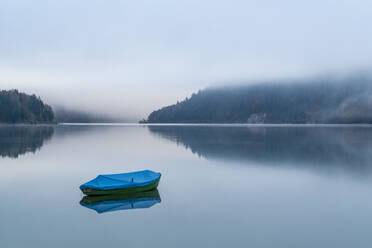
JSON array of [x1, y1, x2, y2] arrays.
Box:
[[145, 76, 372, 124], [54, 107, 123, 123], [0, 90, 55, 124]]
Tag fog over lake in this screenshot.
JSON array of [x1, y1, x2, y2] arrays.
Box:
[[2, 0, 372, 247]]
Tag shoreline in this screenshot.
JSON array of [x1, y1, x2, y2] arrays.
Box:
[[2, 122, 372, 128], [36, 122, 372, 127]]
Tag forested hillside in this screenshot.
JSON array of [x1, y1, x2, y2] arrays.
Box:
[[145, 76, 372, 124], [0, 90, 55, 123]]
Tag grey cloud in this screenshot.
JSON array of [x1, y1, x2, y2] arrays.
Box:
[[1, 0, 372, 120]]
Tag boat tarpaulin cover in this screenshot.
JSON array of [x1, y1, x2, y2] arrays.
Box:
[[80, 197, 161, 214], [80, 170, 161, 190]]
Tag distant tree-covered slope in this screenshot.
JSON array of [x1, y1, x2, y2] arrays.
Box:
[[145, 76, 372, 124], [0, 90, 55, 124]]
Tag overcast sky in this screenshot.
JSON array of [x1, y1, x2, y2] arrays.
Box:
[[1, 0, 372, 120]]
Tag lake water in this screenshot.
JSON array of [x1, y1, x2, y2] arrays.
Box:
[[1, 124, 372, 248]]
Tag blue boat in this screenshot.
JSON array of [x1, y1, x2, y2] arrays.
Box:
[[80, 189, 161, 214], [80, 170, 161, 195]]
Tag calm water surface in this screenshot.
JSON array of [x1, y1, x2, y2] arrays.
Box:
[[1, 124, 372, 247]]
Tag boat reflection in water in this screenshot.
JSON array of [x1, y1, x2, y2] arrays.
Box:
[[80, 189, 161, 214]]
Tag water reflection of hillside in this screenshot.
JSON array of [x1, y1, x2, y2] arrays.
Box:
[[0, 125, 125, 159], [0, 126, 54, 158], [148, 125, 372, 176]]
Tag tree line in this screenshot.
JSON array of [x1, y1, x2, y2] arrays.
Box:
[[0, 89, 55, 123], [144, 75, 372, 124]]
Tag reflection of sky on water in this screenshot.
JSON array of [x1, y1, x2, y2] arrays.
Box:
[[1, 125, 372, 248]]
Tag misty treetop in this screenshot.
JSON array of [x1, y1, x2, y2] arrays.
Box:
[[145, 76, 372, 124], [0, 89, 55, 124], [54, 107, 122, 123]]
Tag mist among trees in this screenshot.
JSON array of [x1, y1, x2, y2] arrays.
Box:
[[145, 75, 372, 124]]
